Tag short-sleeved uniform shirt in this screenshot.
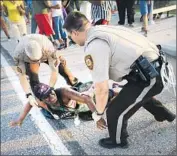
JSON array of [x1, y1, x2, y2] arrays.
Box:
[[14, 34, 60, 76], [84, 26, 159, 83]]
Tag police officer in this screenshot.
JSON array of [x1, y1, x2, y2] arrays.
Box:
[[63, 12, 176, 148], [14, 34, 79, 107]]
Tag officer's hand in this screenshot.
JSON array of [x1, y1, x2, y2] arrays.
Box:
[[59, 56, 66, 66], [96, 118, 107, 130], [28, 95, 39, 107]]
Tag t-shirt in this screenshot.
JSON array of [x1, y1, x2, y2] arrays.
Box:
[[32, 0, 50, 15], [3, 0, 23, 22], [51, 0, 63, 17]]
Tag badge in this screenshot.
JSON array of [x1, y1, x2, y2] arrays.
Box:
[[17, 67, 22, 73], [85, 55, 93, 70]]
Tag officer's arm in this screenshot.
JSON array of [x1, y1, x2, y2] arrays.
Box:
[[16, 62, 32, 95], [95, 80, 109, 114], [84, 39, 110, 114], [48, 57, 60, 87]]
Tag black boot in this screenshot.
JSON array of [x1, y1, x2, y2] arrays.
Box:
[[99, 138, 118, 149], [155, 112, 176, 122]]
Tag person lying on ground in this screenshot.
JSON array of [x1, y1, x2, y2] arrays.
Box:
[[9, 81, 121, 127]]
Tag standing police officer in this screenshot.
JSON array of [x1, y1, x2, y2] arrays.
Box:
[[63, 12, 176, 149], [14, 34, 80, 107]]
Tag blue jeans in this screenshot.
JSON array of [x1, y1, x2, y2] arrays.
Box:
[[52, 16, 67, 40]]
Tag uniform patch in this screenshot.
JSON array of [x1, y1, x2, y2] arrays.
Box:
[[85, 55, 93, 70], [17, 67, 22, 73]]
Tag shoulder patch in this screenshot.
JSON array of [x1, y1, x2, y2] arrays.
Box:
[[17, 67, 22, 73], [85, 55, 94, 70]]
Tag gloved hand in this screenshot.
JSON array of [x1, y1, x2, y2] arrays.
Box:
[[28, 95, 39, 107]]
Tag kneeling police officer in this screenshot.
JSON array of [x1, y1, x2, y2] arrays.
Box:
[[63, 11, 176, 148]]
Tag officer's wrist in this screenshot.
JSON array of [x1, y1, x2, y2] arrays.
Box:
[[96, 111, 104, 116], [92, 111, 102, 122], [26, 93, 32, 98]]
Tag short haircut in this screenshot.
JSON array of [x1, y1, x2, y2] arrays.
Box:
[[63, 11, 89, 33]]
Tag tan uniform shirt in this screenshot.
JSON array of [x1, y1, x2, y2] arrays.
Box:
[[14, 34, 60, 75], [84, 25, 159, 83]]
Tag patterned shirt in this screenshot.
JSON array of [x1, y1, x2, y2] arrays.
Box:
[[91, 1, 112, 22]]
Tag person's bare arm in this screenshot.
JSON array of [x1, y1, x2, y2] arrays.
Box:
[[10, 99, 50, 127], [61, 87, 96, 112], [9, 102, 32, 127]]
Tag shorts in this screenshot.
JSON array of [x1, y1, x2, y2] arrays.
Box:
[[140, 0, 153, 15], [34, 14, 54, 36]]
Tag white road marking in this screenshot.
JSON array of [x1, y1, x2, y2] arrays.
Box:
[[1, 54, 71, 155]]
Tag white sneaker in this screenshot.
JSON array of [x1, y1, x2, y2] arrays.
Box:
[[149, 20, 155, 25]]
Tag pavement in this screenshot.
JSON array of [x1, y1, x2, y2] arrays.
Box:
[[1, 13, 176, 155]]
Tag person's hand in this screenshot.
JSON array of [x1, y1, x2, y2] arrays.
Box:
[[28, 95, 39, 107], [59, 56, 66, 66], [96, 118, 107, 130], [9, 120, 22, 127]]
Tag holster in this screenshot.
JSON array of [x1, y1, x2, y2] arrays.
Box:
[[130, 56, 159, 82]]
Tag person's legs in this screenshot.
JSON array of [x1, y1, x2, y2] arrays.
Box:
[[58, 16, 67, 48], [34, 14, 45, 34], [18, 18, 27, 36], [62, 8, 67, 20], [99, 80, 146, 148], [142, 71, 176, 122], [10, 22, 21, 42], [69, 0, 75, 10], [31, 14, 37, 33], [118, 0, 126, 25], [42, 14, 55, 37], [74, 0, 80, 11], [126, 0, 135, 25], [52, 16, 63, 45], [140, 0, 148, 36]]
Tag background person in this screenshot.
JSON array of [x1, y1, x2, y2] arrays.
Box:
[[3, 0, 27, 42], [51, 0, 68, 49]]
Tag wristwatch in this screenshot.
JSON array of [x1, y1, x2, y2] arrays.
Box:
[[96, 111, 104, 116], [26, 93, 32, 98]]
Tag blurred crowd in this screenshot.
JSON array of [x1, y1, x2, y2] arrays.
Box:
[[0, 0, 171, 45]]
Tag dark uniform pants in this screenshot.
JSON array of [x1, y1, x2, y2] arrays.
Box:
[[116, 0, 135, 24], [106, 64, 173, 142]]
